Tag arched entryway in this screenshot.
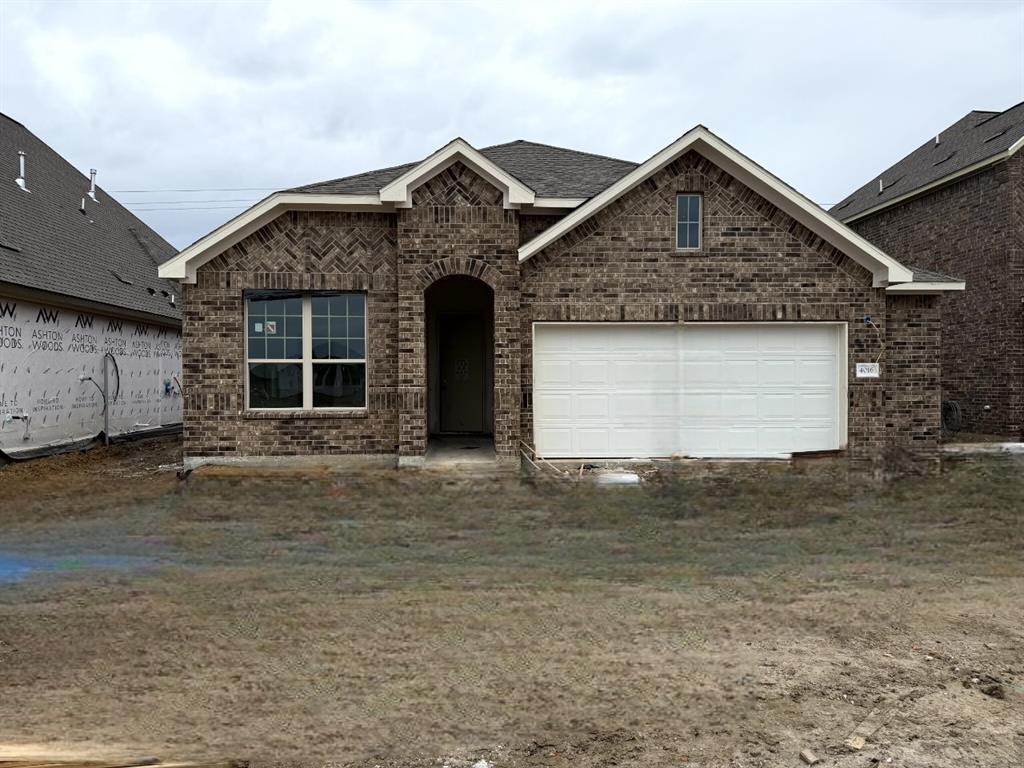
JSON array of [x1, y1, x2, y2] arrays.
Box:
[[425, 275, 495, 446]]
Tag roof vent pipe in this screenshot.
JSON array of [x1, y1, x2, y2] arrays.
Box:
[[878, 178, 884, 193], [88, 169, 99, 202], [935, 133, 941, 146], [15, 151, 29, 192]]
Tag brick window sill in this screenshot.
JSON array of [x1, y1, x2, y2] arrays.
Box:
[[241, 409, 370, 420]]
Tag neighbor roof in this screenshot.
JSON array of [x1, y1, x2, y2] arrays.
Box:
[[832, 100, 1024, 222], [290, 140, 638, 199], [0, 113, 181, 323]]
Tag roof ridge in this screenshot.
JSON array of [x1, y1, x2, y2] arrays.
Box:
[[482, 138, 637, 166], [289, 158, 418, 191]]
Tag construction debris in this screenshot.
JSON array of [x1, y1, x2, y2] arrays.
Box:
[[843, 704, 896, 751], [799, 748, 820, 765]]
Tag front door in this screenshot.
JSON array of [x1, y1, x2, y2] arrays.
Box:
[[440, 313, 486, 433]]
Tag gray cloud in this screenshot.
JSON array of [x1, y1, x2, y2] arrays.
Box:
[[1, 0, 1021, 249]]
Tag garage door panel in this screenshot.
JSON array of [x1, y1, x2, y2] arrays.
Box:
[[533, 324, 842, 459]]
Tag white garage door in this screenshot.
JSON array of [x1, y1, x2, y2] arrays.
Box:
[[532, 323, 844, 459]]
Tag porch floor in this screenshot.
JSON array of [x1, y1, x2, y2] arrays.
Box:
[[425, 435, 496, 466]]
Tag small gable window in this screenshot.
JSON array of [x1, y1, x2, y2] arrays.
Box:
[[676, 194, 702, 250]]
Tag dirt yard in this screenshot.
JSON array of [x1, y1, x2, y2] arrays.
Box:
[[0, 438, 1021, 767]]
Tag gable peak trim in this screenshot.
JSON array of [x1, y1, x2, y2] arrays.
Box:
[[379, 137, 535, 208]]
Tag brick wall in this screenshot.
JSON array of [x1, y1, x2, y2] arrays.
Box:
[[884, 294, 943, 470], [849, 154, 1023, 438]]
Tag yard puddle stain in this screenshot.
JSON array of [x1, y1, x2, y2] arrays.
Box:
[[0, 552, 159, 583]]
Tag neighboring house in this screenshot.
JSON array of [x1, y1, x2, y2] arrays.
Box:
[[833, 101, 1023, 439], [159, 126, 963, 471], [0, 113, 182, 459]]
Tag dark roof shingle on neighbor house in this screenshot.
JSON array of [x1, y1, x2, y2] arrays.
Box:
[[0, 112, 181, 323], [831, 100, 1024, 221], [288, 139, 639, 199]]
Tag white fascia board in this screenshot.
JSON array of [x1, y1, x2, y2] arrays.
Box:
[[379, 138, 535, 208], [532, 197, 586, 208], [518, 126, 914, 287], [158, 193, 384, 283], [843, 133, 1024, 225], [886, 281, 966, 294]]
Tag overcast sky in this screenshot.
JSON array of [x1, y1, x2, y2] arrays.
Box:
[[1, 0, 1022, 249]]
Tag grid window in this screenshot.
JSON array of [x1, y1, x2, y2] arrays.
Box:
[[246, 292, 367, 410], [676, 194, 702, 249]]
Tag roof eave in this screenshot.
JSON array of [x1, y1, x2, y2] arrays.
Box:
[[885, 281, 966, 295]]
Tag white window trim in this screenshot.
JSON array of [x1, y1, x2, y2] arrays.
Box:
[[675, 193, 702, 250], [245, 293, 368, 412]]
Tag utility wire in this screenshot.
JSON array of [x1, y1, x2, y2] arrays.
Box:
[[111, 186, 281, 193], [129, 205, 252, 212], [124, 197, 258, 205]]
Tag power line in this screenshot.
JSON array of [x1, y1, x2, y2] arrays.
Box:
[[124, 197, 258, 205], [111, 186, 281, 193], [129, 205, 252, 212]]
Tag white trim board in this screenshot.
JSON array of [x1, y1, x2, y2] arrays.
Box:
[[886, 281, 966, 295], [379, 137, 535, 208], [517, 125, 914, 288]]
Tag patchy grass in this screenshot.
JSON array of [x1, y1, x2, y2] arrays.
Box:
[[0, 439, 1022, 767]]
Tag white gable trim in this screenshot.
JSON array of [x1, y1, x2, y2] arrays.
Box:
[[886, 281, 965, 295], [517, 126, 915, 288], [379, 138, 536, 208], [158, 193, 386, 283]]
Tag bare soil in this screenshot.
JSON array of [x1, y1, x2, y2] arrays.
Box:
[[0, 438, 1022, 767]]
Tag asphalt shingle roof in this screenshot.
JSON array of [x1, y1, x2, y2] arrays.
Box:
[[832, 101, 1024, 221], [0, 113, 180, 322], [906, 265, 963, 284], [288, 139, 639, 199]]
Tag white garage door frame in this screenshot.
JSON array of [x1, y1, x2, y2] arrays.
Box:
[[531, 321, 849, 459]]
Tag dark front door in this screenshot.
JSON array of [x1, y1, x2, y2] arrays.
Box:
[[440, 313, 486, 433]]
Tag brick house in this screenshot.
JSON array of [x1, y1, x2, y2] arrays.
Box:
[[158, 126, 963, 470], [833, 101, 1023, 438]]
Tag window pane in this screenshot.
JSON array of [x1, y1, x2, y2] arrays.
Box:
[[347, 294, 365, 317], [689, 195, 700, 220], [312, 315, 329, 338], [677, 223, 688, 248], [688, 223, 699, 247], [347, 337, 365, 359], [328, 295, 348, 316], [312, 296, 330, 316], [285, 315, 303, 338], [248, 337, 266, 360], [266, 338, 285, 359], [312, 339, 330, 360], [348, 316, 365, 341], [249, 363, 302, 408], [313, 363, 366, 408], [284, 338, 302, 359], [283, 297, 303, 315], [330, 339, 349, 359]]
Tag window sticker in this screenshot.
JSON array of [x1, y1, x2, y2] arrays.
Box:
[[264, 321, 277, 335], [254, 322, 263, 333]]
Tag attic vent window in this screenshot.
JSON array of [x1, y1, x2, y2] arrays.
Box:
[[675, 194, 702, 250], [984, 129, 1009, 143], [834, 200, 852, 211], [146, 287, 156, 295], [933, 152, 956, 166], [110, 270, 133, 285]]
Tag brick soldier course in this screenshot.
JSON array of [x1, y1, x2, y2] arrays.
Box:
[[164, 129, 962, 471]]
